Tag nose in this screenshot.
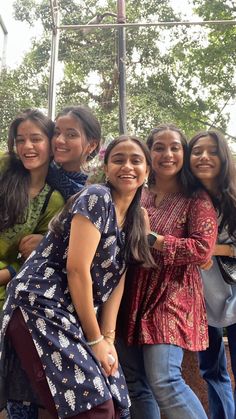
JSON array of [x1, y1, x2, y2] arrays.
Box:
[[163, 147, 173, 158], [200, 150, 209, 160], [23, 138, 34, 149], [121, 159, 133, 170], [54, 133, 66, 144]]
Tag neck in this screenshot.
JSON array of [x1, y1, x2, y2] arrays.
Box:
[[112, 190, 136, 228], [30, 166, 48, 197], [61, 161, 81, 172], [152, 176, 182, 194], [201, 179, 218, 196]]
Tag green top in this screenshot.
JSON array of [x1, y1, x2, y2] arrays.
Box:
[[0, 155, 64, 308]]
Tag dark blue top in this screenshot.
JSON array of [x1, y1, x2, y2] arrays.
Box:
[[1, 184, 130, 417]]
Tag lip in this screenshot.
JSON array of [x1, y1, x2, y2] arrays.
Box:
[[159, 161, 175, 166], [23, 153, 38, 158], [196, 164, 213, 168], [118, 175, 136, 179], [54, 147, 69, 153]]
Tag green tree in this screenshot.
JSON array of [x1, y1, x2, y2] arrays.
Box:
[[0, 0, 236, 146]]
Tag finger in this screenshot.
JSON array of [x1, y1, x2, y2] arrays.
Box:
[[101, 361, 111, 376]]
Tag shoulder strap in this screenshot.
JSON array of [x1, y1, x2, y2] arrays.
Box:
[[40, 187, 54, 215]]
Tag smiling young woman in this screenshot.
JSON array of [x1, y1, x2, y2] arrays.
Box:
[[188, 130, 236, 419], [117, 124, 218, 419], [0, 135, 154, 419]]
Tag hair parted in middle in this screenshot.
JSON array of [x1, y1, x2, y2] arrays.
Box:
[[146, 123, 189, 194], [50, 134, 155, 268]]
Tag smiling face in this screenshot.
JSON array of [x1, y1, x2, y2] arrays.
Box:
[[190, 135, 221, 191], [15, 120, 51, 174], [150, 130, 184, 181], [104, 139, 149, 197], [52, 114, 93, 172]]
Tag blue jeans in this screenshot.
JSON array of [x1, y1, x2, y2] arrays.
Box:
[[116, 339, 160, 419], [143, 344, 207, 419], [117, 339, 207, 419], [198, 324, 236, 419]]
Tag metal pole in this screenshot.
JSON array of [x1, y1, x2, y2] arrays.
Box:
[[48, 0, 60, 119], [117, 0, 127, 134], [58, 19, 236, 31], [0, 15, 8, 70]]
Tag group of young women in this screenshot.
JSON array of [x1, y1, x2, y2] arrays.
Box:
[[0, 105, 235, 419]]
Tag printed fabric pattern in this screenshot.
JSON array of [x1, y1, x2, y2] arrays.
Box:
[[122, 189, 217, 351], [47, 162, 88, 201], [0, 185, 130, 418]]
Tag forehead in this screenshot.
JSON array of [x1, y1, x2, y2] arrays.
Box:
[[109, 140, 146, 156], [55, 114, 82, 130], [152, 130, 182, 144], [17, 119, 43, 134], [192, 135, 217, 148]]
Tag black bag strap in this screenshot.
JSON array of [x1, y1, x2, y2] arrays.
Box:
[[40, 187, 54, 215]]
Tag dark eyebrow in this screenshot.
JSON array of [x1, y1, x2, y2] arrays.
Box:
[[16, 132, 44, 137], [111, 152, 144, 158], [153, 140, 181, 146], [192, 144, 217, 149]]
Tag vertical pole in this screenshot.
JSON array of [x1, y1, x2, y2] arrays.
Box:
[[48, 0, 60, 119], [117, 0, 127, 134], [0, 15, 8, 70]]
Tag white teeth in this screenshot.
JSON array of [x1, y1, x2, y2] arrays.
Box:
[[160, 162, 174, 166], [119, 175, 135, 179], [55, 148, 68, 152], [24, 154, 37, 157]]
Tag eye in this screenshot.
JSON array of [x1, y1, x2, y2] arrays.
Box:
[[15, 138, 24, 145], [31, 136, 43, 143], [132, 158, 143, 164], [209, 149, 218, 155], [171, 146, 181, 152], [191, 149, 201, 156], [53, 130, 60, 138], [152, 146, 164, 152], [113, 159, 124, 164]]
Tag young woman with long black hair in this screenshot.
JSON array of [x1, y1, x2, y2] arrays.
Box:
[[189, 130, 236, 419], [0, 135, 154, 419]]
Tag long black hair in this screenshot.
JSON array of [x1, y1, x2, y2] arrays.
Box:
[[146, 123, 189, 195], [104, 135, 155, 267], [0, 109, 54, 231], [50, 135, 155, 268], [188, 130, 236, 240]]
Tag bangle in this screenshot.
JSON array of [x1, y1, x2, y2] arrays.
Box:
[[6, 265, 17, 279], [103, 329, 116, 336], [87, 335, 104, 346], [104, 335, 115, 344]]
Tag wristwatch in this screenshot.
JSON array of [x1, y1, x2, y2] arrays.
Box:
[[147, 232, 158, 247]]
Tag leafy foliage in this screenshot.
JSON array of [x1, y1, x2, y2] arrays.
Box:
[[1, 0, 236, 149]]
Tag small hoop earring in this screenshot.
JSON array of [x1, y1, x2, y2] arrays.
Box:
[[144, 177, 148, 187], [106, 175, 109, 182]]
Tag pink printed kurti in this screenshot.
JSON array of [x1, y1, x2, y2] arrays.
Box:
[[124, 189, 217, 351]]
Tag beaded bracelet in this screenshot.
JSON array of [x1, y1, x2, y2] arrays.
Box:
[[104, 329, 116, 336], [87, 335, 104, 346]]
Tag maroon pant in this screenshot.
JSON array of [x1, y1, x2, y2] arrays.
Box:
[[7, 309, 120, 419]]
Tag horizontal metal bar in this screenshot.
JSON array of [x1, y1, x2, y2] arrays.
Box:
[[58, 19, 236, 31]]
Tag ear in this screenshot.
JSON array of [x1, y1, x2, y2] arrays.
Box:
[[103, 164, 108, 178], [146, 165, 150, 179], [87, 140, 99, 155]]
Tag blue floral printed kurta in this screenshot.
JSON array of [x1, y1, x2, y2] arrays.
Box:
[[0, 185, 130, 418]]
